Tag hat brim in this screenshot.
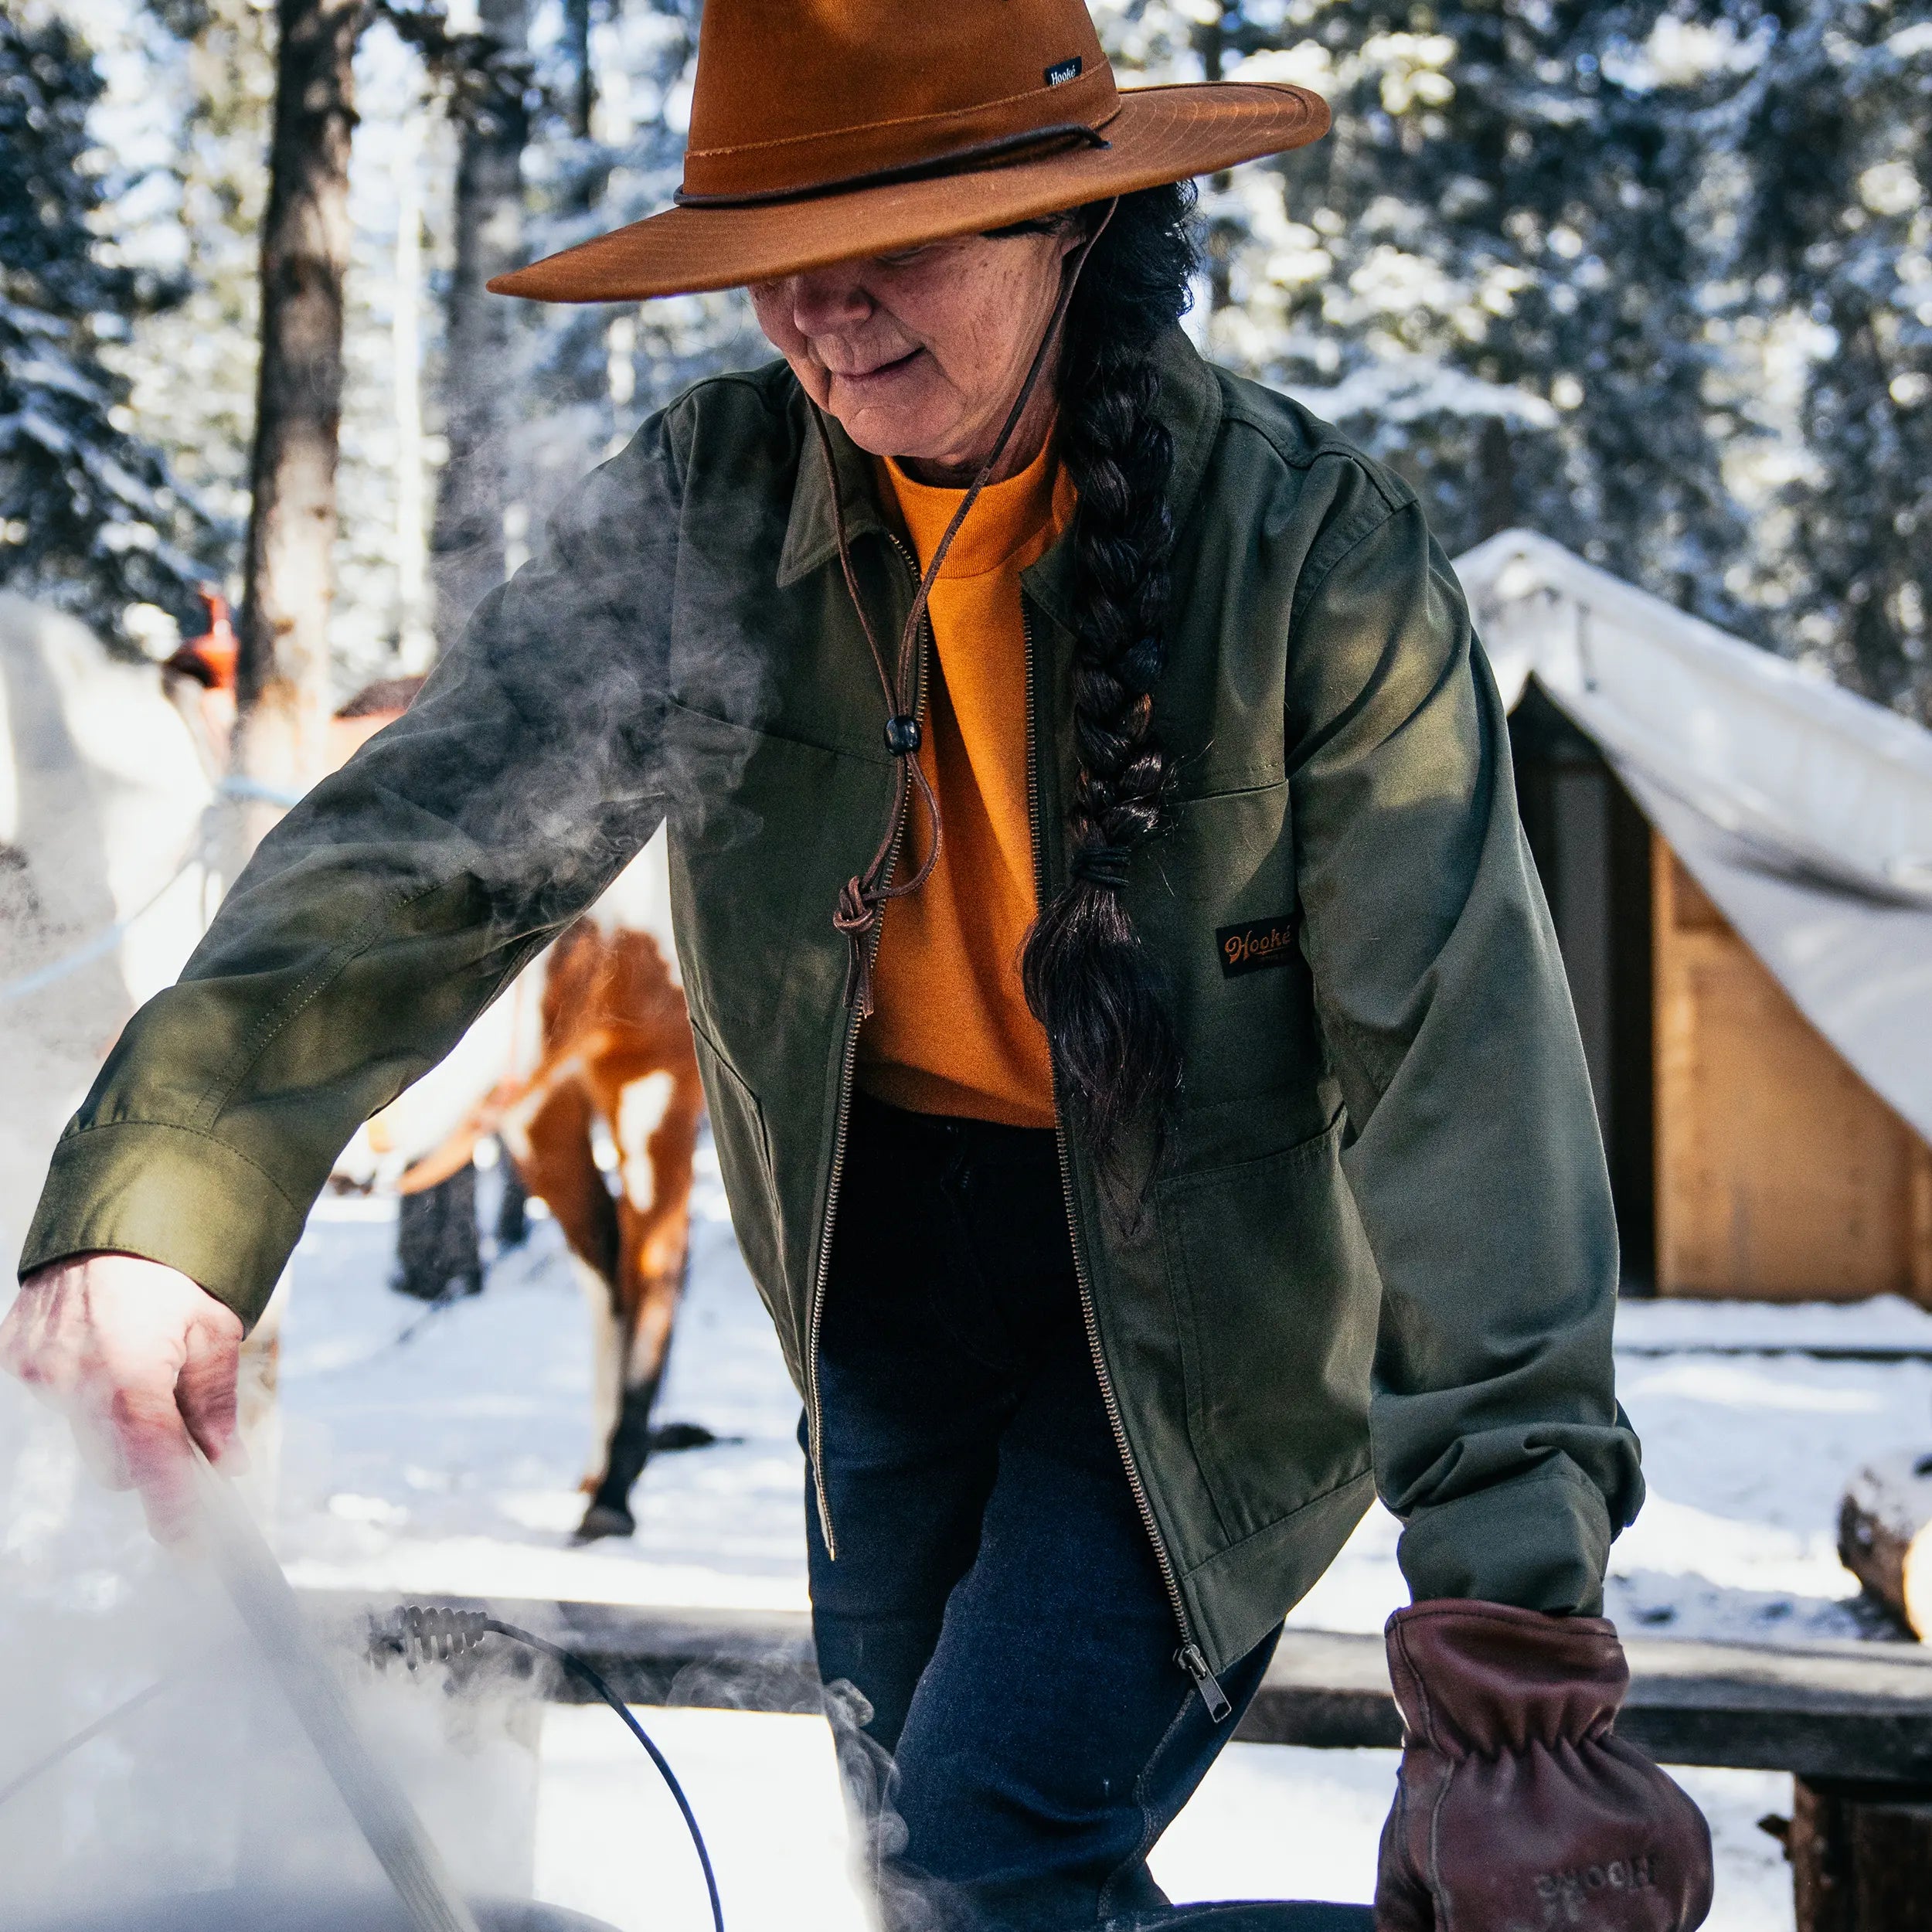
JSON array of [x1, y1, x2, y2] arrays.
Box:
[[489, 83, 1328, 303]]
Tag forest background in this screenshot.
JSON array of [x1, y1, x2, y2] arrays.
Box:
[[5, 0, 1932, 726]]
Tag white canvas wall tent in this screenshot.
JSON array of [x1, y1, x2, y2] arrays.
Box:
[[1457, 532, 1932, 1299]]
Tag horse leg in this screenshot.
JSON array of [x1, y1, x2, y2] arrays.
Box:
[[577, 1065, 700, 1539], [577, 1247, 685, 1540], [577, 1359, 660, 1540], [494, 1152, 530, 1249], [571, 1253, 624, 1505], [506, 1082, 628, 1508], [393, 1162, 481, 1301]]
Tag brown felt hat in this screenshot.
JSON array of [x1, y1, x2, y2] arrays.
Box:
[[489, 0, 1328, 304]]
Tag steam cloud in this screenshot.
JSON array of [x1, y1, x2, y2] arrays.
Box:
[[0, 1380, 544, 1930]]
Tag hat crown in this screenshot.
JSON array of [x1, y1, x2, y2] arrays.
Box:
[[683, 0, 1117, 203]]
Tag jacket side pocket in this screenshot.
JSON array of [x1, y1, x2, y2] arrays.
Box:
[[688, 1015, 785, 1314], [1158, 1114, 1378, 1546]]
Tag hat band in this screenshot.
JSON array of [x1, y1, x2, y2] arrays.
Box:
[[673, 121, 1114, 211]]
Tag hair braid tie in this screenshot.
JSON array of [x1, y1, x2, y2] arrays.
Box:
[[1068, 844, 1132, 889]]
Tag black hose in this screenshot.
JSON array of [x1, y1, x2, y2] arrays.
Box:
[[488, 1619, 725, 1932], [390, 1607, 725, 1932]]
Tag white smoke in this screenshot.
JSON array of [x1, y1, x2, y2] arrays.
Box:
[[0, 1378, 544, 1930]]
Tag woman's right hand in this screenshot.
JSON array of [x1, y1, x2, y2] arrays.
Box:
[[0, 1251, 245, 1542]]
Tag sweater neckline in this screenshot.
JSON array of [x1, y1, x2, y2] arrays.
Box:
[[882, 434, 1072, 581]]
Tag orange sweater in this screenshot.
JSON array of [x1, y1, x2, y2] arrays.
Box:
[[855, 440, 1074, 1129]]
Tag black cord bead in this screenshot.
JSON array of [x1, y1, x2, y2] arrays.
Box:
[[884, 713, 922, 756]]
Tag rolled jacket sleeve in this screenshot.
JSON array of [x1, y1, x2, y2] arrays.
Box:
[[19, 412, 688, 1326], [1284, 474, 1643, 1615]]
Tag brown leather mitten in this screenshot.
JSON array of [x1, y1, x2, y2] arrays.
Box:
[[1375, 1600, 1713, 1932]]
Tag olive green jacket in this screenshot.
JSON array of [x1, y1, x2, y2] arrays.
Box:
[[22, 332, 1641, 1678]]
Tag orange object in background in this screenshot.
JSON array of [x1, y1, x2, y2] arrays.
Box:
[[160, 588, 240, 765], [164, 587, 239, 692]]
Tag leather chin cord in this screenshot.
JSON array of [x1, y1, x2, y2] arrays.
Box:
[[810, 201, 1118, 1019]]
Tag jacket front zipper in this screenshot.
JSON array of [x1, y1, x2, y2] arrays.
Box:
[[804, 531, 933, 1558], [1021, 601, 1231, 1723]]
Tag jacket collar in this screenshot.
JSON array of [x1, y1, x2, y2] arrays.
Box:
[[775, 326, 1225, 601], [777, 400, 893, 589]]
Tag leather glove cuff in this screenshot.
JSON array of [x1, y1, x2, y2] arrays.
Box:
[[1386, 1597, 1627, 1757]]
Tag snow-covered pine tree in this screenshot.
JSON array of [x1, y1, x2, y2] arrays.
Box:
[[116, 0, 274, 580], [1723, 0, 1932, 720], [1103, 3, 1765, 634], [1262, 4, 1753, 622], [0, 8, 219, 646], [536, 1, 757, 409], [514, 0, 764, 510]]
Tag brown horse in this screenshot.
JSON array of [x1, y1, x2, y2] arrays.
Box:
[[489, 910, 705, 1539], [329, 677, 708, 1541]]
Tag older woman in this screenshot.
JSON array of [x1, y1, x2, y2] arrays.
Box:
[[4, 4, 1711, 1928]]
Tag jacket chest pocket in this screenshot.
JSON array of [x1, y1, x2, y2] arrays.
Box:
[[1134, 781, 1321, 1111]]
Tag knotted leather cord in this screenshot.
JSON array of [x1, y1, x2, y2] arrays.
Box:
[[813, 202, 1117, 1016]]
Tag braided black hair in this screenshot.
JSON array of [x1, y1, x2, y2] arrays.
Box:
[[1021, 182, 1199, 1189]]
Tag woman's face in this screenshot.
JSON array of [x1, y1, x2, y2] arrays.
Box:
[[749, 226, 1080, 484]]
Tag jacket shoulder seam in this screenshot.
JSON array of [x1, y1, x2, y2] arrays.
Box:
[[662, 362, 804, 494], [668, 362, 798, 419], [1213, 378, 1411, 512], [1289, 493, 1419, 625]]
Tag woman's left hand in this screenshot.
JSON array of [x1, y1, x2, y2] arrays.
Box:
[[1375, 1600, 1713, 1931]]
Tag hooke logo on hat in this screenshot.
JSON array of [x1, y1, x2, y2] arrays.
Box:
[[489, 0, 1330, 305]]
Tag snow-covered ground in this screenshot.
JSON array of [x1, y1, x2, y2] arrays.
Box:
[[254, 1147, 1932, 1931], [532, 1707, 1791, 1932]]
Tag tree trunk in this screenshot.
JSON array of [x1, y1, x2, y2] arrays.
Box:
[[563, 0, 594, 141], [430, 0, 531, 651], [1839, 1453, 1932, 1639], [1476, 415, 1518, 541], [236, 0, 358, 809], [392, 108, 434, 670]]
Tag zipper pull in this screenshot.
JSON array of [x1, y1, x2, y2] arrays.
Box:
[[1177, 1643, 1232, 1722]]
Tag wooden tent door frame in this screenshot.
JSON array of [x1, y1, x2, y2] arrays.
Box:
[[1509, 688, 1658, 1289]]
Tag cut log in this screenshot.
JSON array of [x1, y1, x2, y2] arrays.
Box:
[[1839, 1454, 1932, 1638], [1790, 1777, 1932, 1932]]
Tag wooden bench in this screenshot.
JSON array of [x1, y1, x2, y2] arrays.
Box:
[[305, 1591, 1932, 1930]]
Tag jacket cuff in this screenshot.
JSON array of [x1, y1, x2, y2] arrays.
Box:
[[1396, 1461, 1613, 1616], [19, 1121, 304, 1330]]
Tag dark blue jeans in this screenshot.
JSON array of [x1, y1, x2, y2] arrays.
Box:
[[806, 1097, 1372, 1932]]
